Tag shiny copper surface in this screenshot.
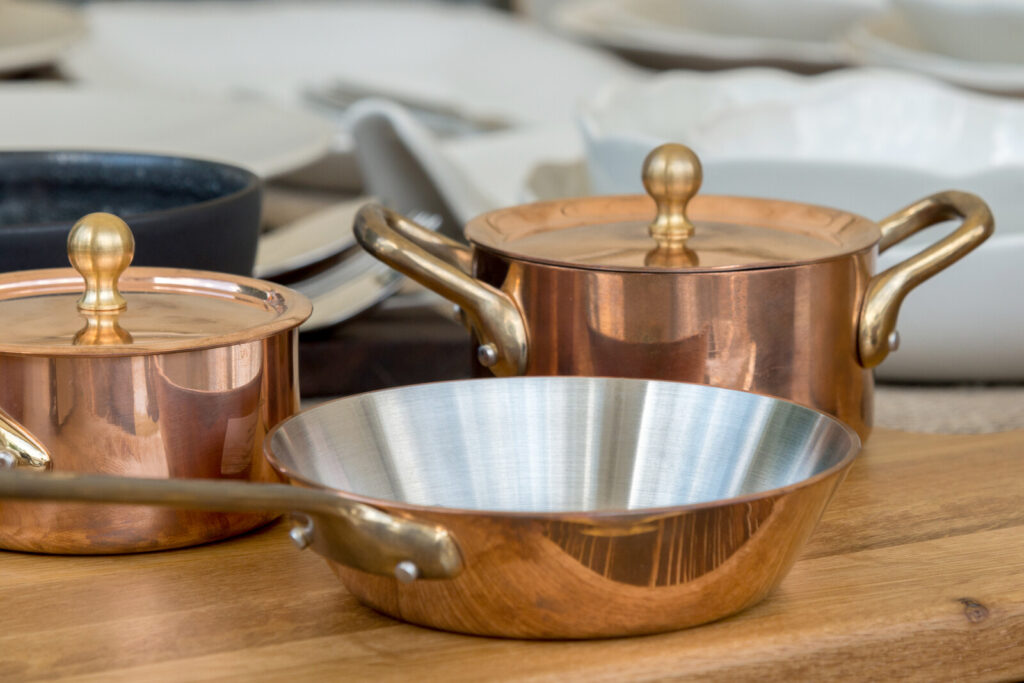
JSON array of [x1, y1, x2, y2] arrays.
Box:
[[0, 330, 301, 553], [474, 239, 877, 437], [0, 267, 309, 355], [333, 467, 846, 638], [463, 195, 879, 271]]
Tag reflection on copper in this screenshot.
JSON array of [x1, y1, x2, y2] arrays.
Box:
[[544, 497, 775, 587], [0, 331, 299, 553], [644, 246, 699, 268], [476, 243, 874, 439], [331, 471, 845, 639], [73, 312, 133, 346]]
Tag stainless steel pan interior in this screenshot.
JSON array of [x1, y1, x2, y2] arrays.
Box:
[[268, 377, 856, 512]]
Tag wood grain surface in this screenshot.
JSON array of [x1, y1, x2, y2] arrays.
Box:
[[1, 428, 1022, 682]]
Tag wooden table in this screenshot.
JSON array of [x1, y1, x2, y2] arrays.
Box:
[[1, 428, 1022, 681]]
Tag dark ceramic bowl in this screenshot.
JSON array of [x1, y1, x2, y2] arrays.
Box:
[[0, 151, 262, 275]]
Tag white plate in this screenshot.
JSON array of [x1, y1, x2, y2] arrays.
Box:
[[845, 12, 1024, 94], [578, 68, 1024, 192], [63, 1, 640, 126], [0, 1, 85, 74], [0, 84, 335, 178], [293, 253, 403, 332], [539, 0, 882, 71], [254, 199, 366, 279]]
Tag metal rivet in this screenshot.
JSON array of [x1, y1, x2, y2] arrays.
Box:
[[288, 516, 314, 550], [394, 560, 420, 583], [477, 343, 498, 367], [888, 330, 900, 352]]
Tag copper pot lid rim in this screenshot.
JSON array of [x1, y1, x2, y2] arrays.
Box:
[[464, 193, 881, 273], [0, 213, 311, 356]]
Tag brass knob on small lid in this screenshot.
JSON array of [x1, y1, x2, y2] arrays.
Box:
[[67, 212, 135, 313], [642, 143, 702, 251]]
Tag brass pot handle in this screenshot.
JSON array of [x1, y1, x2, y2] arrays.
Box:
[[0, 469, 463, 581], [858, 191, 994, 368], [0, 409, 51, 471], [354, 203, 528, 375]]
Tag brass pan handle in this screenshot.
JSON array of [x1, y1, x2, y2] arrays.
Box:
[[858, 191, 994, 368], [353, 203, 528, 376], [0, 469, 462, 581]]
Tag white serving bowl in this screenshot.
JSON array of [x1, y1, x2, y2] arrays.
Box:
[[579, 68, 1024, 382], [892, 0, 1024, 63]]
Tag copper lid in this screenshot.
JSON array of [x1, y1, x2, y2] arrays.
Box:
[[0, 213, 312, 356], [464, 144, 880, 273]]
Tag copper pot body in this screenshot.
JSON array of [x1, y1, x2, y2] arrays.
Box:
[[0, 330, 300, 553], [355, 192, 993, 441], [473, 244, 876, 438]]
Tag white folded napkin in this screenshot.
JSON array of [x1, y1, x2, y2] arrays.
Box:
[[348, 100, 583, 234]]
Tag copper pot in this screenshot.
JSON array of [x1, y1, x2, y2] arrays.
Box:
[[0, 213, 311, 553], [354, 144, 994, 439]]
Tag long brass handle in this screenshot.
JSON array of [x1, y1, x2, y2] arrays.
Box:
[[354, 203, 528, 375], [0, 469, 463, 581], [0, 409, 51, 471], [858, 190, 994, 368]]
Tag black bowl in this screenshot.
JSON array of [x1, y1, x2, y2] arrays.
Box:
[[0, 151, 262, 275]]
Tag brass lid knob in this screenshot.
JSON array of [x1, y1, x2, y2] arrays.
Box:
[[642, 143, 702, 251], [67, 213, 135, 313]]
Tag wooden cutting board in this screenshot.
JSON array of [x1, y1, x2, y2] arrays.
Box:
[[1, 428, 1022, 681]]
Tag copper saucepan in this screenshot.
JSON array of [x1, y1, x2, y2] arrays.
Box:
[[0, 377, 860, 639], [0, 213, 311, 553], [354, 144, 994, 440]]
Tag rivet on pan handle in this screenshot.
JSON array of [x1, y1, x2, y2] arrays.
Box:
[[0, 470, 463, 580], [858, 191, 994, 369], [353, 203, 528, 376]]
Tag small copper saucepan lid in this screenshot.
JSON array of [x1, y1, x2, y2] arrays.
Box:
[[354, 143, 994, 439], [0, 213, 311, 553]]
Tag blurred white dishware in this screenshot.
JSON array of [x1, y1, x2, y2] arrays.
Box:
[[292, 251, 404, 333], [890, 0, 1024, 63], [348, 100, 581, 230], [0, 83, 335, 178], [535, 0, 883, 70], [63, 0, 640, 188], [576, 67, 1024, 381], [844, 11, 1024, 93], [0, 0, 85, 74], [255, 199, 367, 280], [579, 68, 1024, 192]]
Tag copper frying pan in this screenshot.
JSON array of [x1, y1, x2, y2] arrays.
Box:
[[0, 377, 860, 639]]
